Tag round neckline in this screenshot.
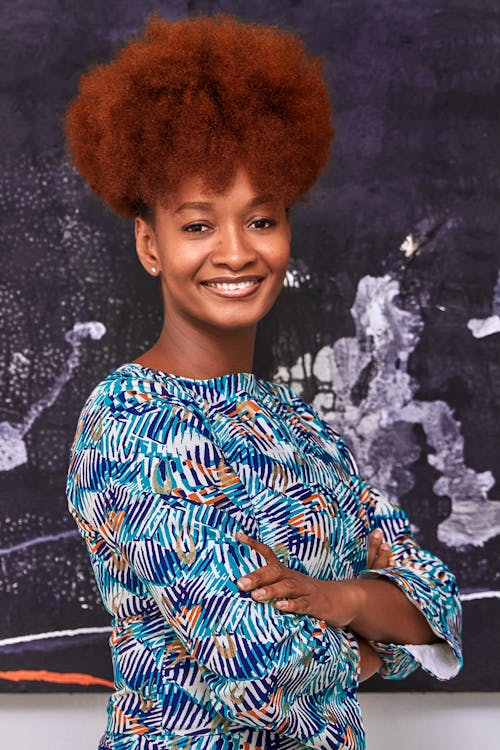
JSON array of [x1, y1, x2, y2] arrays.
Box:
[[116, 361, 258, 397]]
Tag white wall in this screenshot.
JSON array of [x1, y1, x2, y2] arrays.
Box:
[[0, 693, 498, 749]]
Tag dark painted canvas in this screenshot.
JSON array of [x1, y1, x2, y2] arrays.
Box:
[[0, 0, 498, 692]]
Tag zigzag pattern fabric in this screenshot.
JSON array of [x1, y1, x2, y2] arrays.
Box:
[[66, 362, 462, 750]]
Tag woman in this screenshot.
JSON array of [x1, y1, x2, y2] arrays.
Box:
[[65, 13, 462, 750]]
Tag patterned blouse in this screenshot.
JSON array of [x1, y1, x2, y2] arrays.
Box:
[[66, 362, 462, 750]]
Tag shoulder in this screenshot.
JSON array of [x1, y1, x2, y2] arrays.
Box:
[[260, 378, 343, 439], [69, 364, 208, 460], [259, 377, 358, 474]]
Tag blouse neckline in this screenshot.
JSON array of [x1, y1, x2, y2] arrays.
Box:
[[114, 361, 259, 399]]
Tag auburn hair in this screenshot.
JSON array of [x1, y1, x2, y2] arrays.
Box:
[[65, 12, 335, 217]]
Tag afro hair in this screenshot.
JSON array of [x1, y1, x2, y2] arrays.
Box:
[[65, 12, 335, 218]]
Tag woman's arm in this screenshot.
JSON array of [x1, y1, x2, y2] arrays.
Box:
[[235, 475, 463, 683], [357, 637, 383, 681], [235, 534, 438, 643], [348, 577, 441, 644]]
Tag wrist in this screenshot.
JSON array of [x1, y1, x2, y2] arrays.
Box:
[[348, 579, 369, 632], [322, 579, 367, 629]]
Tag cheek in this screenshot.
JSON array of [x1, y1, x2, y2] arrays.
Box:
[[274, 245, 291, 279], [160, 245, 203, 282], [267, 237, 291, 273]]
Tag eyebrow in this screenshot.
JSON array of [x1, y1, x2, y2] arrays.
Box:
[[173, 195, 275, 214]]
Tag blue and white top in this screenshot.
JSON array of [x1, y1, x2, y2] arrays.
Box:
[[66, 362, 463, 750]]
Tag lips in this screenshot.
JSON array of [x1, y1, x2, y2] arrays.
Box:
[[201, 275, 263, 285], [200, 276, 264, 298]]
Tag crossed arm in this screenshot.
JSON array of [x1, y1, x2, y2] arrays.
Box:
[[235, 529, 441, 682]]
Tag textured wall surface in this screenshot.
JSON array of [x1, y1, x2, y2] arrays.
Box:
[[0, 0, 499, 693]]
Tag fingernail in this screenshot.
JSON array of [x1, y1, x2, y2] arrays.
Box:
[[237, 577, 251, 590], [373, 529, 383, 538], [236, 531, 248, 540], [381, 543, 390, 551], [253, 588, 266, 599]]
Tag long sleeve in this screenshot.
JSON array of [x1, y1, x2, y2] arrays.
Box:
[[341, 440, 463, 681], [67, 376, 364, 745], [246, 381, 463, 683]]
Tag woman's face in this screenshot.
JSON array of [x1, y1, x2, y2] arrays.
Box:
[[135, 165, 291, 334]]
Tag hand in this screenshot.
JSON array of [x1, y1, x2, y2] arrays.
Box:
[[234, 529, 395, 626], [235, 530, 390, 680], [235, 531, 360, 627], [367, 528, 395, 568]]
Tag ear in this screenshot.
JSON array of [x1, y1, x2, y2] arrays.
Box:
[[135, 216, 161, 276]]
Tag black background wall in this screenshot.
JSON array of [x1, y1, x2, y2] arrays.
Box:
[[1, 0, 499, 692]]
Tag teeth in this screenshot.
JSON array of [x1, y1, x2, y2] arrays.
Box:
[[205, 280, 259, 290]]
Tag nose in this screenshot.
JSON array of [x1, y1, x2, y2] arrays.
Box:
[[210, 223, 258, 269]]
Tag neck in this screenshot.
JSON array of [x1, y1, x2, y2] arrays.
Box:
[[135, 316, 257, 379]]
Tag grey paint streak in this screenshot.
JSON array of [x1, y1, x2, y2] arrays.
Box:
[[275, 271, 498, 548]]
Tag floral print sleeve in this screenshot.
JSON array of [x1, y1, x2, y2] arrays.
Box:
[[349, 456, 463, 681], [273, 390, 463, 683]]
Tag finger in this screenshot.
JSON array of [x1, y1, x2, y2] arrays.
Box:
[[236, 561, 285, 591], [251, 577, 299, 601], [235, 531, 280, 564], [367, 529, 383, 567], [274, 595, 310, 614], [374, 542, 391, 568]]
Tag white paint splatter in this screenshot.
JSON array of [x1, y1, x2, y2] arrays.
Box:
[[275, 274, 499, 548], [459, 590, 500, 601], [0, 321, 106, 472], [400, 234, 420, 258], [467, 314, 500, 338], [467, 269, 500, 338], [0, 626, 112, 648], [284, 263, 311, 288]]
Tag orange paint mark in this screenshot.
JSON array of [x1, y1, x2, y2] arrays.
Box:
[[173, 605, 203, 632], [288, 513, 307, 535], [0, 669, 114, 689], [245, 708, 262, 719], [269, 685, 286, 716], [107, 510, 126, 533]]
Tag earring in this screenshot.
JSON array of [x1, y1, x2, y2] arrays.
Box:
[[151, 266, 157, 274]]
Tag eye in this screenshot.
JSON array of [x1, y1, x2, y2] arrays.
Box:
[[183, 223, 210, 233], [250, 218, 276, 229]]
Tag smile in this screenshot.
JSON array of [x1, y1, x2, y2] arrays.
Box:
[[201, 279, 263, 298]]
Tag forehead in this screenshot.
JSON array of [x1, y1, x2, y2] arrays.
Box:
[[164, 166, 281, 211]]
